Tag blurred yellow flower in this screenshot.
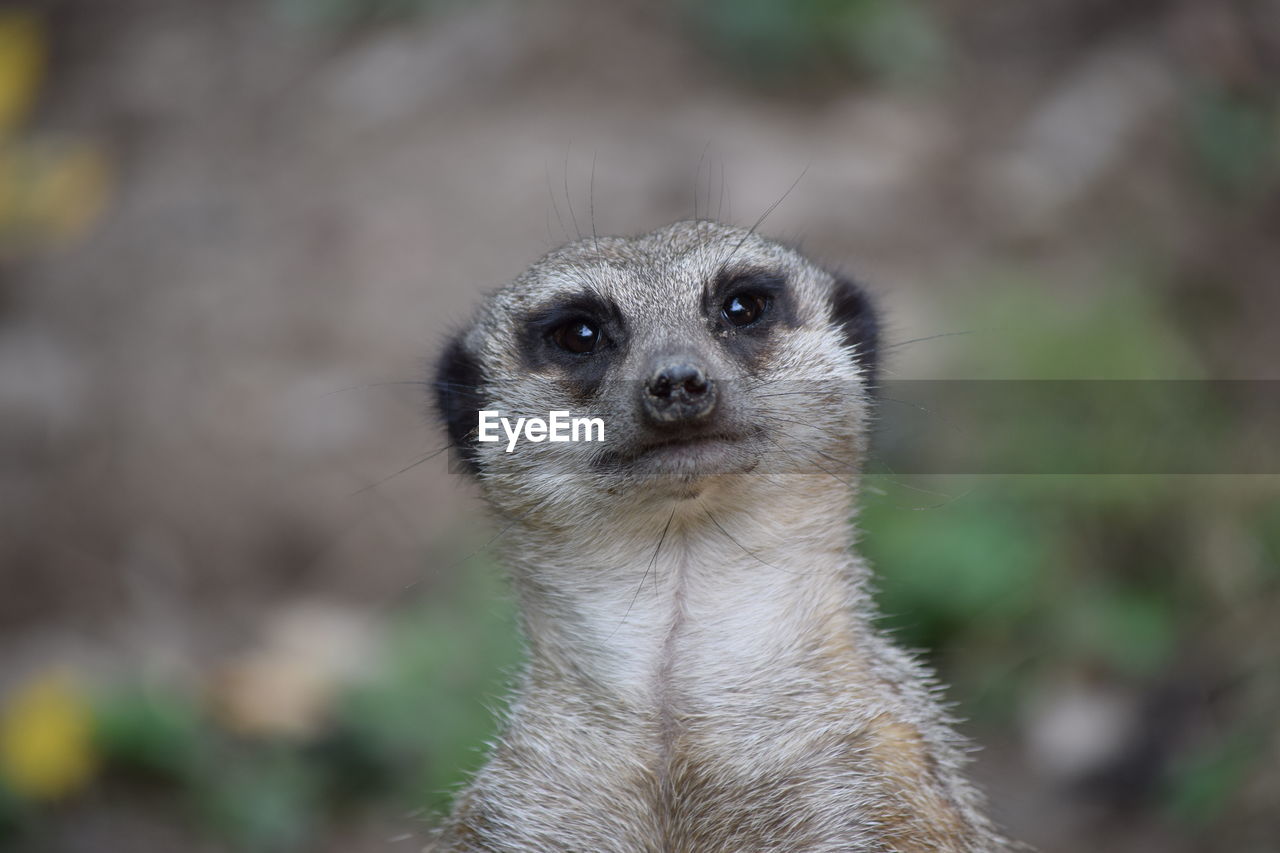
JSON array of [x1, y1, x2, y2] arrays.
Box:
[[0, 10, 45, 137], [0, 670, 97, 801], [0, 139, 111, 244], [0, 9, 110, 252]]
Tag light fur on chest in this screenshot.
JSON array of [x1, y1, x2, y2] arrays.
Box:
[[428, 479, 999, 852]]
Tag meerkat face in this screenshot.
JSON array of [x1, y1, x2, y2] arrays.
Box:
[[435, 220, 878, 513]]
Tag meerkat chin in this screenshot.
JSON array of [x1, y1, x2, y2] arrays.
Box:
[[429, 220, 1016, 852]]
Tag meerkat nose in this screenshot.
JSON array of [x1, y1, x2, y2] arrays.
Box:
[[642, 360, 717, 425]]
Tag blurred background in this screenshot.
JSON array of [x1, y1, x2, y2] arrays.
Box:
[[1, 0, 1278, 850]]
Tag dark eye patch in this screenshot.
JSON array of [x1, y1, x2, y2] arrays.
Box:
[[708, 269, 792, 325], [520, 291, 626, 397], [706, 267, 795, 371]]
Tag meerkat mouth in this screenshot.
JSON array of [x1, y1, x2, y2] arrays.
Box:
[[633, 431, 742, 457], [600, 427, 766, 481]]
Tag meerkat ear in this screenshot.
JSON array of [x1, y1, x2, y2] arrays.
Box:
[[829, 275, 880, 391], [433, 334, 484, 476]]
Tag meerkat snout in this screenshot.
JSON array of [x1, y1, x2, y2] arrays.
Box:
[[641, 358, 717, 425]]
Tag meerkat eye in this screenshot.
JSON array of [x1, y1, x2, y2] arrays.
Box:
[[551, 318, 600, 354], [722, 292, 769, 327]]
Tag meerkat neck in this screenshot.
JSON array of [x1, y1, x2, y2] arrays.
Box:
[[501, 476, 869, 708]]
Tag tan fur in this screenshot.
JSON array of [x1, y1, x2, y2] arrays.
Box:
[[427, 221, 1017, 852]]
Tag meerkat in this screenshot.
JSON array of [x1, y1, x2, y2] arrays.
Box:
[[429, 220, 1016, 852]]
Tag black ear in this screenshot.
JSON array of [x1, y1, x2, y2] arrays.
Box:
[[433, 334, 485, 476], [829, 275, 880, 391]]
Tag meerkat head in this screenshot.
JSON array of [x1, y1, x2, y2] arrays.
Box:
[[434, 220, 878, 517]]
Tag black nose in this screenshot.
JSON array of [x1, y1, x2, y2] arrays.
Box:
[[642, 361, 717, 425]]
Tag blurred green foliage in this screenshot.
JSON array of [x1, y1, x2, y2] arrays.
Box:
[[1185, 85, 1280, 200], [858, 261, 1277, 830], [0, 558, 520, 850], [936, 264, 1203, 380], [194, 747, 319, 851], [866, 263, 1207, 691], [1166, 726, 1268, 827], [336, 558, 522, 814], [0, 780, 21, 837], [94, 689, 205, 784], [682, 0, 945, 86], [271, 0, 468, 29], [862, 493, 1042, 655], [861, 476, 1190, 698]]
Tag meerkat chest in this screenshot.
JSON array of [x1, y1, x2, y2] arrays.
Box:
[[460, 683, 892, 853]]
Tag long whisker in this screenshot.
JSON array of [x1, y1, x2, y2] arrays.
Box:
[[401, 515, 523, 594], [751, 423, 858, 489], [694, 140, 711, 221], [564, 143, 581, 241], [700, 502, 810, 577], [752, 390, 818, 400], [610, 506, 676, 640], [325, 380, 425, 396], [590, 149, 599, 253], [751, 411, 975, 509], [546, 162, 568, 242], [885, 330, 980, 351], [720, 164, 809, 270], [350, 442, 460, 495], [717, 159, 727, 223]]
